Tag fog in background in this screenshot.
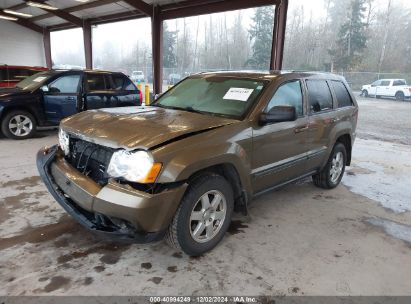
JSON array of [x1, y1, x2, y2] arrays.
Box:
[[50, 0, 411, 88]]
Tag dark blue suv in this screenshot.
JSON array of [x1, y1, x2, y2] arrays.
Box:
[[0, 69, 142, 139]]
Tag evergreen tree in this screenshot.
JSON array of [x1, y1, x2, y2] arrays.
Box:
[[247, 6, 274, 69], [163, 23, 177, 68], [332, 0, 367, 71]]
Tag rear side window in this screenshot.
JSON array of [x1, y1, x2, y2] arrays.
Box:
[[112, 74, 136, 91], [393, 80, 406, 86], [331, 81, 353, 108], [87, 74, 106, 91], [267, 80, 303, 116], [306, 80, 333, 113]]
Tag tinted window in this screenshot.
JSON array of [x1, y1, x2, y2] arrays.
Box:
[[331, 81, 353, 108], [306, 80, 333, 113], [267, 80, 303, 116], [87, 74, 106, 91], [380, 80, 390, 86], [49, 75, 80, 93], [371, 80, 381, 86], [393, 80, 406, 86], [112, 74, 136, 91]]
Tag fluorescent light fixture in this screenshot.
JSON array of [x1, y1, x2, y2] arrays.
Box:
[[3, 9, 33, 17], [75, 0, 90, 2], [27, 1, 58, 10], [0, 14, 18, 20]]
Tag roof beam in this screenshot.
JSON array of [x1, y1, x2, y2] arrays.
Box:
[[0, 11, 43, 33], [30, 0, 118, 22], [22, 0, 84, 27], [161, 0, 280, 20], [122, 0, 152, 17], [47, 10, 146, 31]]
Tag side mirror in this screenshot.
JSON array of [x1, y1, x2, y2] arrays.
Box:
[[40, 85, 49, 92], [49, 87, 60, 93], [259, 105, 297, 125]]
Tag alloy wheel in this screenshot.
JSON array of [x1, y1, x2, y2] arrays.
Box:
[[330, 151, 344, 183], [8, 114, 33, 137], [189, 190, 227, 243]]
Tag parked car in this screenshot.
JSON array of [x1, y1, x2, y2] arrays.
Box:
[[361, 79, 411, 101], [0, 69, 142, 139], [0, 65, 48, 88], [130, 70, 145, 83], [168, 73, 181, 85], [37, 71, 358, 256]]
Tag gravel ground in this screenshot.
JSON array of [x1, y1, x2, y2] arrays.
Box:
[[1, 97, 411, 297]]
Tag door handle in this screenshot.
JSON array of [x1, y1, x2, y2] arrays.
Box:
[[294, 125, 309, 133], [66, 96, 76, 101]]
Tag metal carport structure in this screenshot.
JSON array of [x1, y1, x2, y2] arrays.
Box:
[[0, 0, 288, 93]]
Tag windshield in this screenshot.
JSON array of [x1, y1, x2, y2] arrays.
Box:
[[15, 71, 54, 91], [155, 76, 267, 119]]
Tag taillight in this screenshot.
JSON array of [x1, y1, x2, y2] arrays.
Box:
[[139, 90, 143, 105], [408, 88, 411, 93]]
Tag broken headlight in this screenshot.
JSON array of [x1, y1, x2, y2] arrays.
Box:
[[58, 128, 70, 156], [107, 150, 162, 183]]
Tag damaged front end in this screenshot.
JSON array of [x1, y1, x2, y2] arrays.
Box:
[[36, 145, 187, 242]]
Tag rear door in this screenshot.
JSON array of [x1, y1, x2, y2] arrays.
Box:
[[252, 79, 309, 192], [43, 73, 81, 124], [84, 73, 112, 110], [305, 79, 337, 171], [110, 73, 140, 106]]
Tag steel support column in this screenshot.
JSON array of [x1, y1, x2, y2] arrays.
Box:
[[270, 0, 288, 70], [83, 20, 93, 69], [43, 29, 52, 69], [152, 5, 163, 94]]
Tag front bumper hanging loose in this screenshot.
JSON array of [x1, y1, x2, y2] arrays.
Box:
[[36, 145, 187, 243]]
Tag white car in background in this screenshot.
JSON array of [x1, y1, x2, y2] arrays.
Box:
[[130, 70, 145, 83], [361, 79, 411, 101]]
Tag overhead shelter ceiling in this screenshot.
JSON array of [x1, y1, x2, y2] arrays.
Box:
[[0, 0, 280, 32]]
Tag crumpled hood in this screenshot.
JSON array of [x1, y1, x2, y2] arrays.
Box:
[[61, 106, 236, 150]]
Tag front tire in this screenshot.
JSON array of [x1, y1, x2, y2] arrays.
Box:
[[1, 110, 36, 140], [165, 173, 234, 256], [312, 143, 347, 189], [362, 90, 368, 97]]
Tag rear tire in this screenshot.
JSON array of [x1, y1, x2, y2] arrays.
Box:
[[312, 143, 347, 189], [165, 173, 234, 256], [395, 91, 405, 101], [1, 110, 36, 140]]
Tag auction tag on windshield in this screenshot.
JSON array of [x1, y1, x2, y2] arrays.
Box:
[[33, 76, 47, 82], [223, 88, 254, 101]]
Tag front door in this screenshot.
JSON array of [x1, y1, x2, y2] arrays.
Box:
[[252, 80, 309, 193], [43, 73, 81, 124]]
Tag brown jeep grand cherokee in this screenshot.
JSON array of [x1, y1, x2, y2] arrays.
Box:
[[37, 71, 358, 256]]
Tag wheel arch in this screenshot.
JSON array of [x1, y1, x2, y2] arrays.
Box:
[[185, 162, 249, 215], [335, 133, 352, 166], [0, 105, 39, 125]]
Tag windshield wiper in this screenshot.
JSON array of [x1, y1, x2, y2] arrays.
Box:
[[182, 106, 205, 114], [154, 104, 205, 114]]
